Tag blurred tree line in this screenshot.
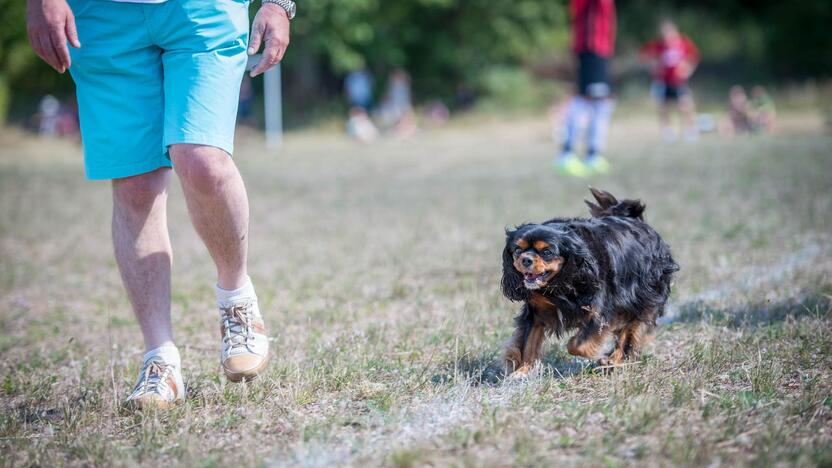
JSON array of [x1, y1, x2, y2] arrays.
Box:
[[1, 0, 830, 124]]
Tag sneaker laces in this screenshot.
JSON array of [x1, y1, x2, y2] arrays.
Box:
[[133, 360, 172, 397], [221, 302, 255, 351]]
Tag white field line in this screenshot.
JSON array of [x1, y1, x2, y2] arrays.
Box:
[[271, 380, 539, 467], [661, 242, 830, 324], [269, 242, 830, 466]]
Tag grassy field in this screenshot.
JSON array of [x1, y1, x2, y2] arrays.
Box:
[[1, 112, 831, 467]]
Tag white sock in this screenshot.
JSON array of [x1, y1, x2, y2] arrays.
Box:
[[143, 345, 181, 369], [214, 276, 258, 309]]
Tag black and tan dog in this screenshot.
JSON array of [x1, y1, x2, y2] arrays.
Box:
[[501, 188, 679, 376]]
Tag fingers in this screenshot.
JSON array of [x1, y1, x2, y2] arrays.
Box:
[[250, 38, 282, 77], [248, 5, 290, 77], [37, 34, 64, 73], [65, 12, 80, 48], [28, 16, 74, 73], [248, 22, 264, 55], [50, 27, 71, 72]]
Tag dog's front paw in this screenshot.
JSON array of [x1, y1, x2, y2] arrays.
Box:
[[507, 364, 533, 380]]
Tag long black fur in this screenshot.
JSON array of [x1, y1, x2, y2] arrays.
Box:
[[501, 188, 679, 339]]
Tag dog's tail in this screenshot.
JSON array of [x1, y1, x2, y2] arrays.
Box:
[[585, 187, 646, 220]]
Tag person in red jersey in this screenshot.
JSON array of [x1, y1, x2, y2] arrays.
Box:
[[641, 19, 700, 142], [556, 0, 617, 177]]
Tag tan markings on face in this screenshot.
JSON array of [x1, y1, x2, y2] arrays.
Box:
[[544, 257, 564, 277], [533, 240, 551, 251], [515, 239, 529, 250], [514, 253, 564, 278]]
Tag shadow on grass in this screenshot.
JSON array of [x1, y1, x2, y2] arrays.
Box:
[[432, 291, 830, 387], [432, 346, 589, 386], [665, 290, 831, 328]]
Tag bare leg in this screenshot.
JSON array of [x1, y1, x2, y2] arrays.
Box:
[[112, 167, 174, 352], [659, 102, 674, 141], [170, 144, 249, 290], [679, 95, 698, 139]]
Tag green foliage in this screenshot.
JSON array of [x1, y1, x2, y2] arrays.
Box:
[[476, 66, 561, 111], [285, 0, 567, 100], [0, 0, 74, 120], [2, 0, 831, 121]]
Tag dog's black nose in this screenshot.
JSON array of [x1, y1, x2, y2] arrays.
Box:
[[522, 257, 533, 268]]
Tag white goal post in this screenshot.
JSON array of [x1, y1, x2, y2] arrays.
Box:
[[246, 54, 283, 149]]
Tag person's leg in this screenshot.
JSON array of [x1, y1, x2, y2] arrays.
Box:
[[586, 97, 615, 158], [560, 95, 588, 156], [157, 0, 268, 381], [169, 145, 249, 290], [112, 168, 175, 350], [660, 101, 675, 142], [679, 91, 699, 141], [113, 168, 186, 409]]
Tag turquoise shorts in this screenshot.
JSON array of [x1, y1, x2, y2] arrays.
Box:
[[68, 0, 250, 180]]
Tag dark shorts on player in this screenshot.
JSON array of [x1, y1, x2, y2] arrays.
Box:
[[651, 81, 691, 103], [577, 51, 612, 98]]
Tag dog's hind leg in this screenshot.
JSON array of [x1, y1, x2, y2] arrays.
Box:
[[602, 319, 655, 366], [622, 319, 654, 358], [566, 319, 613, 362]]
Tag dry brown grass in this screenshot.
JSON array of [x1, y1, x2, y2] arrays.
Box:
[[1, 112, 831, 467]]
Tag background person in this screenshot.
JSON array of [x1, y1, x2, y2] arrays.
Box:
[[344, 66, 375, 111], [378, 69, 417, 138], [726, 85, 752, 135], [556, 0, 617, 177], [750, 85, 777, 133], [640, 19, 700, 142], [26, 0, 294, 409]]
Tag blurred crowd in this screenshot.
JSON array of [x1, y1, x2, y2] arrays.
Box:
[[343, 67, 450, 143]]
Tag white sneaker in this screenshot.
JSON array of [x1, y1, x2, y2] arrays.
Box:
[[125, 355, 185, 410], [218, 298, 269, 382], [684, 126, 700, 142], [662, 127, 678, 143]]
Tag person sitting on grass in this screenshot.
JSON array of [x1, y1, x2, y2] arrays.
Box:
[[555, 0, 617, 178], [640, 19, 700, 143], [750, 85, 777, 133], [726, 85, 753, 136]]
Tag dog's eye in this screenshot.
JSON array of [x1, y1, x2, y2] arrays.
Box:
[[541, 249, 553, 257], [513, 247, 522, 255]]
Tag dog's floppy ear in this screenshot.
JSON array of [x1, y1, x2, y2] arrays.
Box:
[[559, 230, 600, 292], [588, 186, 618, 208], [501, 228, 528, 302]]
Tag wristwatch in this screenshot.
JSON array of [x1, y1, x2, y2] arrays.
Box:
[[262, 0, 296, 20]]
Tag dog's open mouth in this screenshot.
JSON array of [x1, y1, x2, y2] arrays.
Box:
[[523, 271, 551, 289]]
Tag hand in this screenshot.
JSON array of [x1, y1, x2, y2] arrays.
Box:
[[26, 0, 81, 73], [247, 3, 290, 77]]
